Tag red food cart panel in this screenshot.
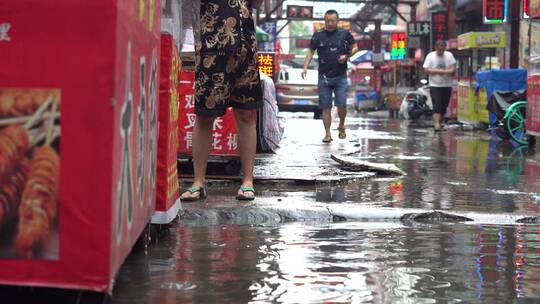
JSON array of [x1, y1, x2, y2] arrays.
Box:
[[526, 75, 540, 136], [153, 33, 180, 224], [178, 71, 240, 156], [0, 0, 160, 293]]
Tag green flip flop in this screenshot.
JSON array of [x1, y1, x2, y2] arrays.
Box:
[[236, 185, 255, 201], [181, 186, 206, 202]]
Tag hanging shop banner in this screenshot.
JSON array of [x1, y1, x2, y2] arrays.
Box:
[[531, 0, 540, 17], [313, 21, 351, 31], [154, 33, 180, 224], [177, 71, 240, 157], [260, 21, 277, 52], [390, 32, 407, 60], [257, 52, 276, 79], [431, 11, 448, 50], [356, 39, 374, 50], [526, 74, 540, 136], [287, 5, 313, 19], [407, 21, 430, 37], [0, 0, 160, 293], [483, 0, 509, 24], [458, 32, 506, 50]]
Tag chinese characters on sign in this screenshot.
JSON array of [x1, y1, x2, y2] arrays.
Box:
[[313, 21, 351, 31], [483, 0, 508, 23], [287, 5, 313, 18], [407, 22, 430, 37], [257, 52, 275, 78], [260, 21, 276, 52], [295, 38, 310, 49], [431, 11, 448, 50], [526, 75, 540, 134], [390, 32, 407, 60], [177, 71, 240, 156], [356, 39, 373, 50]]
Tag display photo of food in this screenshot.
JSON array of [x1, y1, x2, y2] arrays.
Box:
[[0, 88, 60, 260]]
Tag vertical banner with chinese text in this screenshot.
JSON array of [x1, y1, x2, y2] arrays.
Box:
[[431, 11, 448, 51], [154, 33, 180, 223], [526, 75, 540, 136]]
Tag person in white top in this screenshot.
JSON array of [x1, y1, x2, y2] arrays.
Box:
[[422, 40, 456, 131]]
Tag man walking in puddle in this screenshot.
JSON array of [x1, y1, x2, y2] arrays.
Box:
[[302, 9, 358, 143], [422, 40, 456, 131], [181, 0, 261, 202]]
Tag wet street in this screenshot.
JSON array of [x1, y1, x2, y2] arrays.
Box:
[[5, 110, 540, 303], [106, 110, 540, 303]]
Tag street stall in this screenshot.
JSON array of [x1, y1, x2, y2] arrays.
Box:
[[457, 32, 506, 125], [526, 3, 540, 141], [0, 0, 160, 293], [349, 61, 382, 112]]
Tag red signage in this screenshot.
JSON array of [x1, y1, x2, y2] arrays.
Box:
[[526, 75, 540, 135], [178, 71, 240, 157], [295, 38, 311, 49], [483, 0, 509, 23], [154, 33, 180, 224], [287, 5, 313, 18], [0, 0, 160, 292], [357, 39, 374, 50], [431, 11, 448, 50]]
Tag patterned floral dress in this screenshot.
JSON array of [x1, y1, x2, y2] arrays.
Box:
[[195, 0, 262, 116]]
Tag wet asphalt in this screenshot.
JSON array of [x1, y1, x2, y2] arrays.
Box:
[[3, 109, 540, 303]]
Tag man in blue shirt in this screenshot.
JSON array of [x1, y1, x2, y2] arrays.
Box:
[[302, 10, 357, 143]]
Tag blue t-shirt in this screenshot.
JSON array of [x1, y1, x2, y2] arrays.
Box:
[[309, 28, 354, 78]]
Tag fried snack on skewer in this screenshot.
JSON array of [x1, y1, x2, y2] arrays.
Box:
[[0, 125, 30, 182], [0, 160, 30, 232], [14, 146, 59, 258], [0, 89, 60, 118]]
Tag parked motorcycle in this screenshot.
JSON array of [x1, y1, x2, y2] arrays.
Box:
[[399, 80, 433, 121]]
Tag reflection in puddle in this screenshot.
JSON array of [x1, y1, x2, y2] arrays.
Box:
[[113, 222, 540, 303]]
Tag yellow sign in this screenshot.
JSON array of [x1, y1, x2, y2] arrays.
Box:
[[477, 87, 490, 124], [313, 21, 351, 32], [257, 53, 275, 78], [457, 32, 506, 50], [457, 81, 479, 124]]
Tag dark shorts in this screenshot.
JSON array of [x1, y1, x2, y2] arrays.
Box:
[[195, 0, 262, 117], [318, 74, 348, 109], [430, 87, 452, 115]]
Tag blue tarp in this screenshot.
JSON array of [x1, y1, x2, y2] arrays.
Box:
[[476, 69, 527, 98], [476, 69, 527, 125]]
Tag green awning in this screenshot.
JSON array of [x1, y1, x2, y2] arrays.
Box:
[[256, 26, 270, 42]]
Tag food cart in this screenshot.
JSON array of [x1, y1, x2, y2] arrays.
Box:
[[457, 32, 506, 125], [349, 62, 381, 112], [526, 2, 540, 141], [0, 0, 160, 293]]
